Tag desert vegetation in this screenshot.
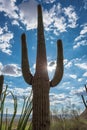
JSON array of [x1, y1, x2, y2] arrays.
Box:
[[0, 84, 87, 130], [0, 75, 32, 130], [0, 75, 87, 130]]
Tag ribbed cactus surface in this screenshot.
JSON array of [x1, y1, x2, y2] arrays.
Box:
[[21, 4, 63, 130]]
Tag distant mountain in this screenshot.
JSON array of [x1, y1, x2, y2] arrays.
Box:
[[2, 114, 32, 121], [2, 114, 21, 119]]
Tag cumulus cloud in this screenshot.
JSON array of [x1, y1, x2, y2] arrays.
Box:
[[0, 0, 37, 31], [64, 59, 72, 68], [70, 86, 86, 96], [0, 0, 78, 33], [69, 74, 77, 79], [0, 62, 22, 77], [18, 0, 38, 30], [73, 23, 87, 49], [8, 86, 32, 97], [74, 35, 85, 42], [63, 57, 87, 85], [0, 24, 14, 55], [62, 81, 70, 86], [75, 63, 87, 70], [80, 24, 87, 35], [47, 60, 56, 72], [43, 3, 78, 34], [73, 40, 87, 49], [78, 78, 83, 82], [43, 0, 55, 4], [0, 0, 19, 19], [0, 27, 3, 35], [63, 5, 78, 28], [12, 20, 20, 26], [49, 92, 68, 106], [83, 72, 87, 77]]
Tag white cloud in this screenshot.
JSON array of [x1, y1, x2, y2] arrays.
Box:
[[62, 82, 70, 86], [64, 5, 78, 28], [53, 16, 67, 32], [78, 78, 83, 82], [19, 0, 38, 30], [43, 0, 55, 3], [73, 40, 87, 49], [3, 1, 78, 32], [0, 0, 19, 19], [69, 74, 77, 79], [64, 59, 72, 68], [43, 9, 54, 30], [49, 92, 67, 106], [73, 23, 87, 49], [47, 60, 56, 72], [80, 25, 87, 35], [0, 24, 14, 55], [83, 72, 87, 77], [0, 27, 3, 35], [12, 20, 20, 26], [63, 57, 87, 84], [43, 4, 78, 34], [0, 0, 78, 33], [74, 35, 85, 42], [75, 63, 87, 70], [0, 24, 8, 33], [0, 62, 22, 77], [70, 87, 86, 96], [0, 32, 13, 55], [0, 0, 20, 30], [8, 87, 32, 97]]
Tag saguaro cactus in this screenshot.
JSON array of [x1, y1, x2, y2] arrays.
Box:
[[21, 4, 63, 130]]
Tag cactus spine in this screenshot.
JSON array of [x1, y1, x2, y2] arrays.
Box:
[[21, 4, 63, 130]]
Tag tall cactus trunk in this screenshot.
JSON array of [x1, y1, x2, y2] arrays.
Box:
[[21, 4, 64, 130], [32, 78, 50, 130], [36, 5, 48, 75], [32, 5, 50, 130]]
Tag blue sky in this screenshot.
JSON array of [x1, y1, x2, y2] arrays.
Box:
[[0, 0, 87, 114]]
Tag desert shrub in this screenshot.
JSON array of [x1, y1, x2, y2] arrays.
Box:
[[0, 85, 32, 130]]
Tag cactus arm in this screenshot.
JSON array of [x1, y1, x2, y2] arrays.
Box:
[[50, 40, 63, 87], [21, 33, 33, 85]]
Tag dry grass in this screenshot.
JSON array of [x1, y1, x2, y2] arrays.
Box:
[[50, 117, 87, 130], [1, 86, 87, 130]]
